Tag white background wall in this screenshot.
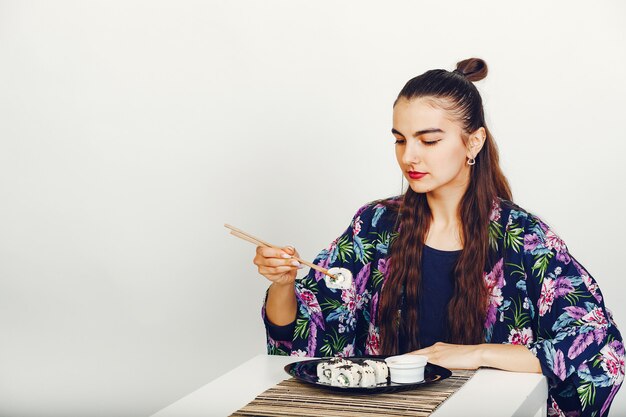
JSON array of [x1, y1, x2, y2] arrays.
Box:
[[1, 1, 625, 416]]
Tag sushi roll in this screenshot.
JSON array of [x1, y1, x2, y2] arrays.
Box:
[[364, 359, 389, 385], [316, 362, 332, 384], [327, 357, 352, 367], [359, 363, 377, 387], [331, 364, 362, 387], [325, 267, 353, 289]]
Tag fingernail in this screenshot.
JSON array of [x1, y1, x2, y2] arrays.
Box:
[[297, 264, 304, 269], [291, 260, 301, 267], [281, 253, 292, 259]]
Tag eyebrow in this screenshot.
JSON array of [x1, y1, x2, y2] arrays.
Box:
[[391, 128, 445, 137]]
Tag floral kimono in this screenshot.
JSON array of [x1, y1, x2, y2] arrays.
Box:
[[262, 196, 624, 416]]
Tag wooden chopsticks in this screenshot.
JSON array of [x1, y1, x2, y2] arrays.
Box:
[[224, 223, 337, 280]]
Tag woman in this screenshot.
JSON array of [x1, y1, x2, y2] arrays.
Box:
[[253, 58, 624, 416]]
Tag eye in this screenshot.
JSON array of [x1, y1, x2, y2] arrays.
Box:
[[394, 139, 405, 145], [423, 139, 442, 146]]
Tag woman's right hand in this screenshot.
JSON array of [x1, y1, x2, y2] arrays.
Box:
[[253, 245, 303, 287]]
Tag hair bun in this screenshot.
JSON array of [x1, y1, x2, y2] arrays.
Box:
[[454, 58, 488, 82]]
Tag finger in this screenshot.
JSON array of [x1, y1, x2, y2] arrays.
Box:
[[256, 246, 293, 259], [258, 265, 299, 275], [283, 245, 296, 255], [266, 258, 302, 268], [255, 256, 301, 268]]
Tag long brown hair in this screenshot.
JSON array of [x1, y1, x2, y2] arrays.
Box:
[[377, 58, 512, 354]]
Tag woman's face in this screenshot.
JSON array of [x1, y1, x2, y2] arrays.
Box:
[[392, 97, 479, 196]]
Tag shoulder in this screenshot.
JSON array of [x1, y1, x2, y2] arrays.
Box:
[[351, 195, 402, 231], [497, 199, 574, 274], [354, 195, 402, 214], [496, 198, 557, 236]]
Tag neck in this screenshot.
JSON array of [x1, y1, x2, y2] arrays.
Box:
[[424, 183, 467, 250], [426, 176, 469, 227]]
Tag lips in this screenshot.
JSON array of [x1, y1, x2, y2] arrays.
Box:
[[408, 171, 427, 179]]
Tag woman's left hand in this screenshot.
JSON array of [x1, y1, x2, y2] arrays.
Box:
[[410, 342, 482, 370]]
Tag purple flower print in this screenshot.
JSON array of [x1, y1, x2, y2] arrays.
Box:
[[370, 293, 379, 326], [554, 277, 574, 297], [307, 322, 317, 354], [553, 348, 567, 380], [484, 258, 505, 329], [563, 306, 588, 320], [524, 233, 540, 252], [556, 251, 571, 265], [315, 257, 330, 282], [355, 262, 371, 294], [568, 332, 595, 360], [377, 257, 389, 277]]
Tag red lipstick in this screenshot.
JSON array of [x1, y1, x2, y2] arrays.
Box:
[[408, 171, 427, 179]]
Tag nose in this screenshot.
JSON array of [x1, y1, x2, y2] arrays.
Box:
[[401, 139, 422, 166]]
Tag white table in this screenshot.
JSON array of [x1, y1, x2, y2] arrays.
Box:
[[151, 354, 548, 417]]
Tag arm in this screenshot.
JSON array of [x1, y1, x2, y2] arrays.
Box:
[[519, 212, 624, 416], [254, 244, 300, 354], [411, 342, 541, 373], [260, 202, 377, 356], [261, 282, 298, 352], [481, 343, 541, 372], [265, 276, 297, 326]]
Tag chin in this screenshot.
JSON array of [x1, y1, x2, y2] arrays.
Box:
[[408, 184, 432, 194]]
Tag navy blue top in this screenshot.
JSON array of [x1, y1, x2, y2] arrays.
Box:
[[266, 244, 461, 351], [399, 245, 460, 352]]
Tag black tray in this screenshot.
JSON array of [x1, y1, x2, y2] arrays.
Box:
[[284, 356, 452, 394]]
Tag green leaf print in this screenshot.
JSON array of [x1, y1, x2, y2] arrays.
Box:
[[564, 290, 593, 305], [268, 344, 290, 356], [532, 252, 553, 281], [298, 277, 319, 293], [335, 235, 354, 263], [506, 261, 526, 279], [354, 236, 375, 264], [320, 298, 344, 313], [592, 352, 603, 368], [577, 381, 596, 411], [489, 220, 503, 251], [510, 297, 530, 329], [374, 231, 392, 246], [504, 223, 524, 253], [372, 268, 385, 288], [294, 317, 310, 340], [319, 328, 348, 357]]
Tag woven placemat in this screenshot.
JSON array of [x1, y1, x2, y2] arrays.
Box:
[[231, 369, 475, 417]]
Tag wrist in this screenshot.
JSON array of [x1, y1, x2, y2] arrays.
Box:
[[476, 343, 488, 368], [270, 280, 295, 291], [266, 280, 297, 327]]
